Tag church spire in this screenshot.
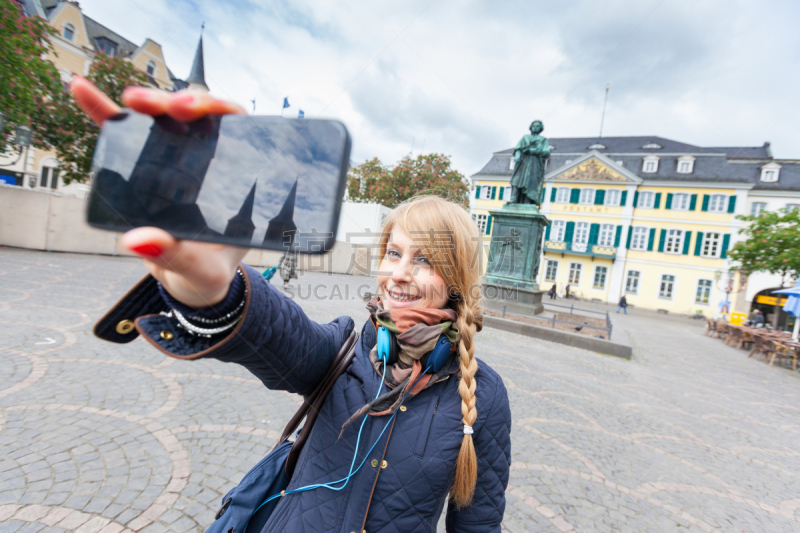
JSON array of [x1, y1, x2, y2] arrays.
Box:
[[263, 179, 299, 247], [186, 26, 208, 91], [224, 181, 257, 240]]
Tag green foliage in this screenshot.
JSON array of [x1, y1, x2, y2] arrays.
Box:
[[33, 53, 148, 184], [729, 207, 800, 283], [346, 153, 469, 209], [0, 0, 62, 154]]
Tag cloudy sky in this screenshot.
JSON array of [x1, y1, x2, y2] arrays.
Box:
[[77, 0, 800, 177]]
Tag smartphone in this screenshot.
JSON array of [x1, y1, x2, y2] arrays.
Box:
[[86, 110, 351, 253]]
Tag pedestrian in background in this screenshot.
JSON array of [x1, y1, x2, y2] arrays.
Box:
[[278, 249, 297, 289], [565, 283, 571, 299], [617, 295, 628, 314], [548, 283, 557, 300], [752, 309, 765, 326]]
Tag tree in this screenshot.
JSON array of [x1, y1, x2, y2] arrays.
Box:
[[728, 208, 800, 284], [0, 0, 62, 155], [346, 153, 469, 209], [33, 53, 149, 184]]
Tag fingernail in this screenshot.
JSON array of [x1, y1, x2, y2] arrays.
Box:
[[130, 242, 163, 258], [174, 93, 194, 104]]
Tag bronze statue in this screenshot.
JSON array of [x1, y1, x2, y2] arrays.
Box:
[[510, 120, 550, 205]]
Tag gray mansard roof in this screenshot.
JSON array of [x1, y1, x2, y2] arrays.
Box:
[[474, 136, 799, 190]]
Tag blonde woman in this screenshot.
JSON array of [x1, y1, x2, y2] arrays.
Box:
[[76, 78, 511, 533]]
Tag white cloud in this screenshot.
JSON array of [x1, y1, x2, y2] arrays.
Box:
[[78, 0, 800, 178]]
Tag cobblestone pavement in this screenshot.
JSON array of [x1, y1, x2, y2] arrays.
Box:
[[1, 248, 799, 533]]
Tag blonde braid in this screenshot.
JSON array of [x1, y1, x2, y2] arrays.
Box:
[[451, 300, 480, 508]]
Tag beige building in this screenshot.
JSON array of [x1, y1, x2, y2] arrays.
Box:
[[1, 0, 207, 197]]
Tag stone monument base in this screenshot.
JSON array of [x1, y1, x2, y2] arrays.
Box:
[[482, 282, 545, 315]]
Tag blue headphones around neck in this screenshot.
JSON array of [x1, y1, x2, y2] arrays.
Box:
[[377, 325, 451, 373]]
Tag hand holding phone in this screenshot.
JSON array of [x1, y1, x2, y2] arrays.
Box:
[[72, 77, 249, 307]]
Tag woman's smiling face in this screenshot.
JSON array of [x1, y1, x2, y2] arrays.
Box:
[[377, 225, 448, 310]]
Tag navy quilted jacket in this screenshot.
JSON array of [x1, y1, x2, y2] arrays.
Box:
[[95, 265, 512, 533]]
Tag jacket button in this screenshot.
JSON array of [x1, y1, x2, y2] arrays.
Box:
[[116, 319, 135, 334], [381, 460, 388, 469], [370, 459, 378, 467], [399, 405, 406, 411], [160, 330, 174, 340], [216, 497, 232, 519]]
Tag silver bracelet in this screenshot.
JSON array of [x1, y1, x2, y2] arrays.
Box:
[[169, 308, 242, 337]]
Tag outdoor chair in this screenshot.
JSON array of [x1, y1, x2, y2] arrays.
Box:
[[726, 327, 742, 348], [739, 331, 754, 350], [705, 319, 718, 337], [749, 335, 767, 359], [770, 342, 798, 371]]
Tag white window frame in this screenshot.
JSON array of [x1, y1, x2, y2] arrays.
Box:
[[664, 229, 684, 254], [642, 155, 659, 173], [475, 213, 488, 234], [568, 262, 582, 285], [146, 60, 156, 76], [544, 260, 559, 282], [750, 202, 766, 216], [708, 194, 727, 213], [604, 189, 621, 206], [625, 270, 640, 294], [642, 142, 662, 149], [579, 188, 595, 205], [555, 187, 570, 203], [701, 232, 722, 258], [550, 220, 566, 242], [589, 143, 606, 150], [760, 162, 781, 182], [63, 23, 75, 41], [672, 192, 691, 211], [480, 186, 492, 200], [598, 224, 615, 247], [787, 204, 800, 212], [630, 227, 648, 251], [695, 279, 713, 305], [659, 274, 675, 300], [677, 155, 695, 174], [593, 265, 608, 290], [638, 191, 655, 209], [503, 186, 512, 202], [574, 222, 589, 245]]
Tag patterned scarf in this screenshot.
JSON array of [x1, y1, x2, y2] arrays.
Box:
[[339, 296, 460, 437]]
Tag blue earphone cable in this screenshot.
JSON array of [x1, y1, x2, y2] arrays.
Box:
[[243, 363, 430, 532]]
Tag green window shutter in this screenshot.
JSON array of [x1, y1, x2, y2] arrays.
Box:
[[720, 234, 731, 258], [727, 196, 736, 213], [491, 186, 496, 200], [633, 191, 639, 207], [565, 221, 575, 243], [569, 188, 580, 204], [540, 187, 546, 204], [654, 192, 662, 209], [682, 231, 692, 255], [498, 187, 504, 200], [475, 187, 481, 199], [665, 193, 673, 210], [658, 229, 667, 252], [614, 225, 622, 247], [594, 190, 605, 205], [689, 194, 697, 211], [701, 194, 709, 212], [550, 187, 557, 202], [626, 226, 633, 249], [485, 215, 493, 235], [545, 223, 551, 240], [694, 231, 704, 256], [620, 190, 628, 206], [588, 223, 600, 245], [647, 228, 656, 251]]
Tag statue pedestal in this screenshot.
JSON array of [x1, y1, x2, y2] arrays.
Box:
[[483, 203, 549, 315]]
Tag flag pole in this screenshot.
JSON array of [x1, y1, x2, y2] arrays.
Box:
[[599, 84, 610, 138]]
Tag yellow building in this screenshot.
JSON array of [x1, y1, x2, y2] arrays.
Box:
[[2, 0, 207, 195], [471, 136, 791, 317]]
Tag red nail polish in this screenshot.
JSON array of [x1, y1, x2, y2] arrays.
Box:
[[130, 243, 163, 258]]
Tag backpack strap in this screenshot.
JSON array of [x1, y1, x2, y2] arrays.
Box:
[[275, 329, 359, 477]]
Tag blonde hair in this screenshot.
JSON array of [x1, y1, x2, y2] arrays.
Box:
[[377, 195, 482, 508]]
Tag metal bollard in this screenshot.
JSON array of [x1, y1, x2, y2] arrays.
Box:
[[552, 315, 556, 329], [502, 304, 507, 318]]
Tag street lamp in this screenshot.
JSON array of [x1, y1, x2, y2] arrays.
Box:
[[0, 120, 33, 168]]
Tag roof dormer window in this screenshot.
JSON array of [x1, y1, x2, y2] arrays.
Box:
[[642, 155, 659, 173], [146, 60, 156, 76], [642, 142, 662, 149], [95, 37, 118, 57], [677, 155, 695, 174], [63, 23, 75, 41], [509, 157, 514, 170], [588, 143, 606, 150], [760, 162, 781, 182]]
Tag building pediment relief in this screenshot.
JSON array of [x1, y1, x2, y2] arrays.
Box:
[[557, 159, 627, 182]]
